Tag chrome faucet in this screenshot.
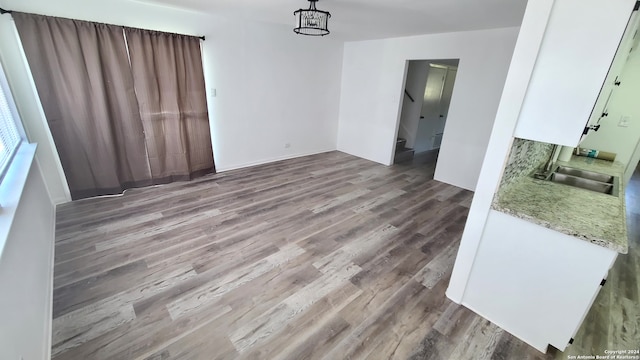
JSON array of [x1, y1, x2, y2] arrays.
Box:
[[534, 144, 559, 180], [543, 144, 559, 173]]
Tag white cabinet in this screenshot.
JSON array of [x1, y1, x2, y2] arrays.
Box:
[[583, 10, 640, 138], [513, 0, 636, 147], [462, 210, 617, 353]]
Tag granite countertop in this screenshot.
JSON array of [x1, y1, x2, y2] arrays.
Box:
[[493, 156, 628, 254]]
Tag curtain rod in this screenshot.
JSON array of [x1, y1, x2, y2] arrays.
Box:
[[0, 7, 205, 41]]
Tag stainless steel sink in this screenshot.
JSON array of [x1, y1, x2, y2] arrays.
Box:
[[555, 166, 614, 184], [548, 173, 615, 195], [535, 165, 619, 197]]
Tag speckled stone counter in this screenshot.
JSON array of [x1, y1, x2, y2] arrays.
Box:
[[493, 156, 628, 254]]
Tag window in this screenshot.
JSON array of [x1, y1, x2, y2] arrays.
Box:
[[0, 63, 23, 180]]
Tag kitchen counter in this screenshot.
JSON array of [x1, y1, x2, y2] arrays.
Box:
[[492, 155, 628, 254]]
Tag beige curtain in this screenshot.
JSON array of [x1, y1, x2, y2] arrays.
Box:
[[14, 13, 215, 200], [125, 28, 214, 182], [13, 13, 152, 200]]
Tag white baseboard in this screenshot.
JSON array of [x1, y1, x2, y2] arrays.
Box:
[[42, 207, 56, 360], [52, 196, 69, 205], [50, 148, 339, 200], [215, 148, 337, 173]]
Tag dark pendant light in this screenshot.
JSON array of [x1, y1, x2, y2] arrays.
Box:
[[294, 0, 331, 36]]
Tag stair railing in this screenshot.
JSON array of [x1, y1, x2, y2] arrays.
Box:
[[404, 89, 415, 103]]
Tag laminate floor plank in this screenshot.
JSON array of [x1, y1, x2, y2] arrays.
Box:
[[233, 279, 363, 360], [407, 329, 456, 360], [52, 151, 640, 360], [229, 262, 362, 353], [53, 260, 148, 318], [52, 264, 197, 357], [368, 278, 452, 360], [144, 221, 274, 269], [447, 317, 504, 360], [140, 320, 239, 360], [324, 279, 432, 360]]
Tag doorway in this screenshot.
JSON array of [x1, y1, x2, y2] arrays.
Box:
[[394, 59, 459, 169]]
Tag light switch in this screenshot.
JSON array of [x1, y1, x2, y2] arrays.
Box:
[[618, 115, 631, 127], [211, 88, 217, 97]]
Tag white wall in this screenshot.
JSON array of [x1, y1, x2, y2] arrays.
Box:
[[580, 33, 640, 178], [0, 160, 56, 360], [0, 0, 345, 202], [446, 0, 555, 302], [336, 27, 520, 191], [397, 60, 429, 149], [207, 19, 343, 171]]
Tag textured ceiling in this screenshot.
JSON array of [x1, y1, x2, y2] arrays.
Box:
[[131, 0, 528, 40]]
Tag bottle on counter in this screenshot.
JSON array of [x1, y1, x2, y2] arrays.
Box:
[[574, 147, 617, 161]]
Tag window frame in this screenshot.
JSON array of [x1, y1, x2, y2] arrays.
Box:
[[0, 59, 27, 183]]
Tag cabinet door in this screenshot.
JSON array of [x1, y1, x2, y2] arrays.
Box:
[[583, 10, 640, 139], [462, 211, 618, 353], [513, 0, 636, 146], [568, 259, 616, 344]]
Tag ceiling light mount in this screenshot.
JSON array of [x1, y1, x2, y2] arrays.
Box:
[[294, 0, 331, 36]]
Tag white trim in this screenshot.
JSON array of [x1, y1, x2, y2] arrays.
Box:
[[215, 148, 337, 173], [0, 142, 37, 259], [9, 20, 72, 203], [0, 56, 25, 181], [42, 198, 56, 360], [0, 51, 26, 140]]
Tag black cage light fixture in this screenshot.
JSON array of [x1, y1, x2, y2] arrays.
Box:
[[294, 0, 331, 36]]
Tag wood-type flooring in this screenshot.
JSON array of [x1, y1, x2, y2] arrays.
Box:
[[52, 151, 639, 360]]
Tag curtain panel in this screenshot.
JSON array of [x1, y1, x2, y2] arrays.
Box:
[[125, 28, 214, 182], [13, 13, 215, 200], [13, 13, 153, 200]]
